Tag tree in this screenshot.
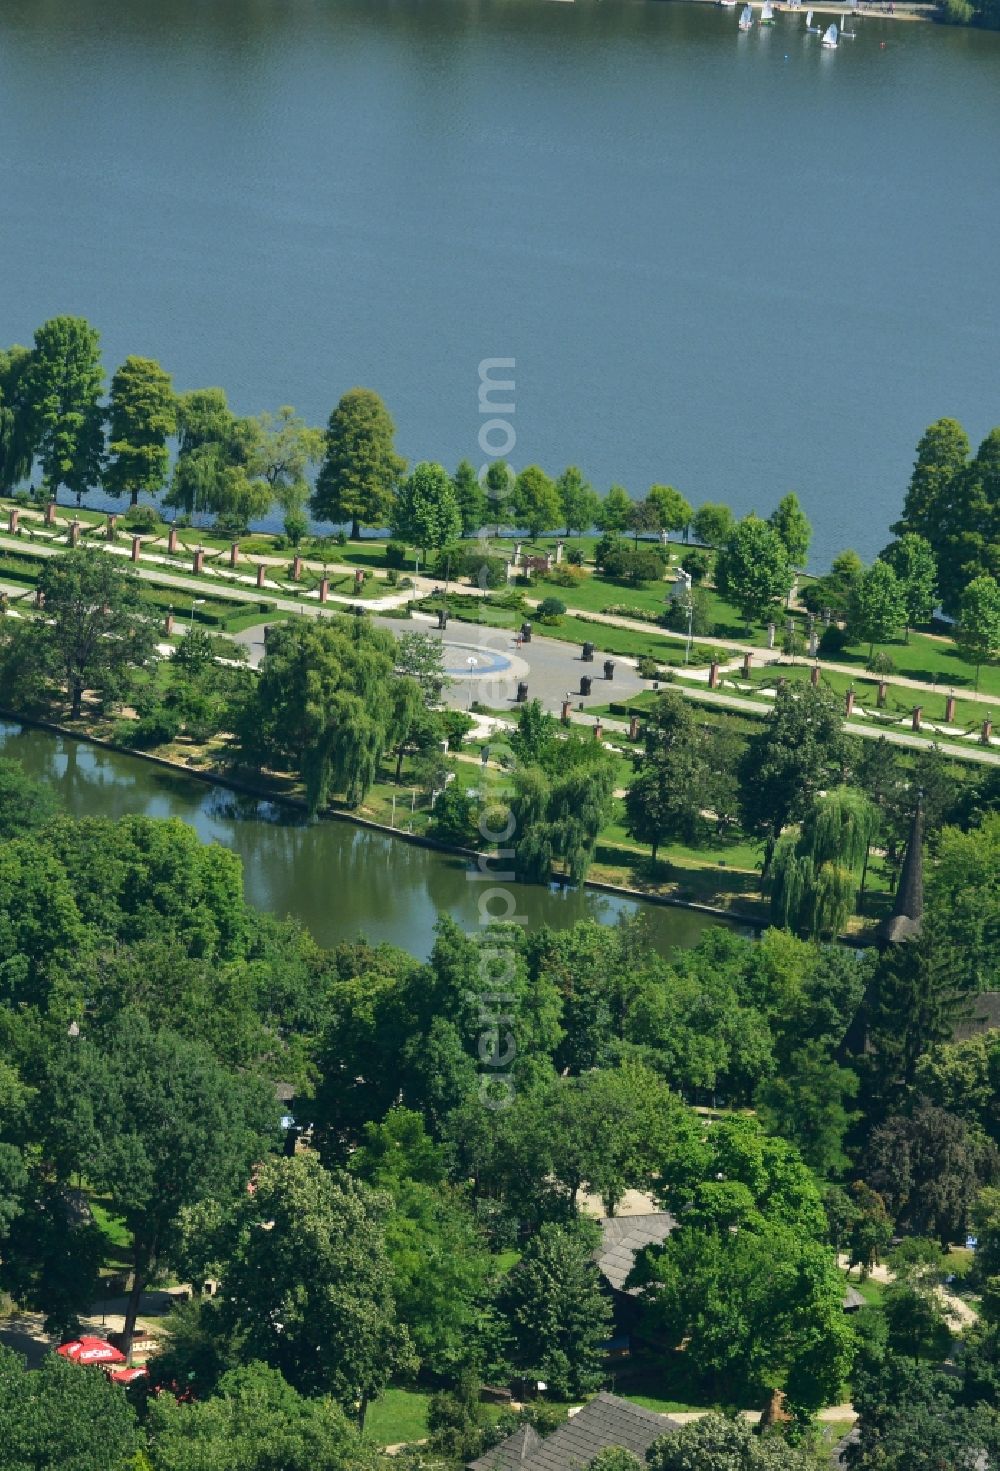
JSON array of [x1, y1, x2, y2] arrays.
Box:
[[768, 492, 812, 569], [312, 388, 405, 539], [692, 501, 734, 548], [66, 1009, 275, 1361], [102, 356, 176, 505], [892, 417, 970, 550], [647, 484, 693, 539], [217, 1155, 412, 1422], [738, 683, 847, 865], [236, 616, 421, 811], [483, 460, 515, 535], [937, 426, 1000, 614], [880, 533, 938, 639], [845, 1182, 894, 1279], [452, 459, 486, 536], [557, 1062, 687, 1215], [626, 496, 660, 546], [769, 787, 876, 940], [556, 465, 599, 537], [646, 1414, 817, 1470], [0, 757, 57, 838], [864, 1099, 989, 1246], [715, 516, 793, 631], [956, 574, 1000, 690], [253, 406, 324, 543], [395, 630, 449, 703], [513, 465, 561, 540], [146, 1362, 373, 1471], [499, 1219, 612, 1397], [0, 344, 35, 492], [167, 388, 269, 530], [847, 560, 907, 658], [596, 483, 632, 533], [847, 1354, 992, 1471], [511, 757, 617, 885], [635, 1220, 853, 1415], [0, 1344, 139, 1471], [23, 316, 105, 503], [34, 550, 157, 718], [393, 462, 463, 556], [624, 692, 710, 864]]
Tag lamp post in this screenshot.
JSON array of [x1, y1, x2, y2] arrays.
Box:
[[684, 594, 694, 665], [189, 596, 205, 635]]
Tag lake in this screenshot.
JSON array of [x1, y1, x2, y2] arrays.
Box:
[[0, 0, 997, 568], [0, 721, 717, 959]]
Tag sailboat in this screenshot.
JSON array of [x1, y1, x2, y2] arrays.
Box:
[[821, 21, 839, 45], [739, 4, 753, 28], [760, 1, 775, 23]]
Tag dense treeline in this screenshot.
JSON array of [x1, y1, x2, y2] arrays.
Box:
[[0, 757, 998, 1466]]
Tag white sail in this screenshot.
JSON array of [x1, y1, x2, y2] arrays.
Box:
[[822, 21, 838, 44], [739, 4, 753, 26], [761, 1, 774, 17]]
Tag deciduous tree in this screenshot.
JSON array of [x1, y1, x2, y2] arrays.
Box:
[[556, 465, 599, 537], [312, 388, 405, 539], [716, 516, 793, 630], [393, 461, 463, 555], [956, 574, 1000, 689], [23, 316, 105, 503], [880, 533, 938, 639], [513, 465, 561, 540], [768, 491, 812, 568], [103, 356, 176, 505]]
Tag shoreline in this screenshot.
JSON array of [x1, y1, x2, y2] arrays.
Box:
[[683, 0, 934, 20], [0, 708, 765, 933]]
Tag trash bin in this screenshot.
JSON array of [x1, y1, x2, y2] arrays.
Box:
[[520, 621, 532, 643], [580, 675, 593, 696], [516, 681, 529, 702], [582, 641, 595, 662], [604, 659, 615, 681]]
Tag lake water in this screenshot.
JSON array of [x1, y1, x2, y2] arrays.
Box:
[[0, 721, 716, 959], [1, 0, 997, 568]]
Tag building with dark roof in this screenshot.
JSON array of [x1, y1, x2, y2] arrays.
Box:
[[468, 1394, 678, 1471], [878, 803, 924, 947]]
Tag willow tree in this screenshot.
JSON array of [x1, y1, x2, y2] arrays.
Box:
[[771, 788, 876, 938]]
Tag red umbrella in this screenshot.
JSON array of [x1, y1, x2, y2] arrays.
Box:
[[109, 1366, 147, 1385], [56, 1336, 127, 1365]]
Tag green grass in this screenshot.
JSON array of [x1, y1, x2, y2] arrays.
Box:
[[848, 1274, 886, 1307], [364, 1387, 431, 1445]]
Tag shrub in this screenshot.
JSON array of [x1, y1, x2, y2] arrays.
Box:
[[117, 707, 182, 749], [490, 588, 527, 612], [335, 530, 347, 546], [567, 548, 584, 566], [429, 786, 475, 847], [867, 650, 896, 675], [545, 565, 585, 588], [818, 623, 849, 656], [682, 547, 713, 584], [636, 655, 664, 680], [385, 541, 408, 569], [594, 531, 623, 570], [124, 505, 161, 533], [441, 710, 475, 751], [661, 587, 715, 638], [536, 596, 567, 623], [602, 544, 667, 587]]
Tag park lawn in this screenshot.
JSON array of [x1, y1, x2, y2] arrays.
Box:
[[828, 626, 999, 700], [364, 1387, 431, 1445], [849, 1275, 886, 1308], [89, 1196, 133, 1274], [737, 663, 989, 731], [539, 571, 676, 619]]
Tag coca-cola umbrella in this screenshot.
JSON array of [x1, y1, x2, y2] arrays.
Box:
[[56, 1336, 127, 1365]]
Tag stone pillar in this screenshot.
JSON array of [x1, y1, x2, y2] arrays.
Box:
[[167, 526, 179, 554], [291, 555, 303, 581], [7, 508, 18, 534], [256, 563, 266, 589], [629, 713, 640, 741], [845, 688, 855, 717], [131, 536, 142, 562], [106, 514, 118, 540], [593, 721, 603, 742], [35, 587, 45, 609], [164, 613, 174, 636], [230, 542, 240, 568], [192, 548, 205, 575], [708, 661, 720, 689], [561, 699, 571, 725], [767, 622, 776, 649], [556, 539, 564, 564], [983, 718, 993, 746], [0, 591, 7, 614], [945, 694, 957, 723], [354, 568, 364, 589], [68, 520, 80, 547], [513, 541, 522, 566], [808, 630, 818, 657], [45, 501, 57, 526], [912, 706, 922, 732], [319, 578, 329, 604], [810, 663, 820, 687], [877, 680, 888, 708], [742, 651, 753, 679]]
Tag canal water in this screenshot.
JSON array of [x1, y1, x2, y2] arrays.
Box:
[[0, 722, 716, 959], [0, 0, 998, 568]]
